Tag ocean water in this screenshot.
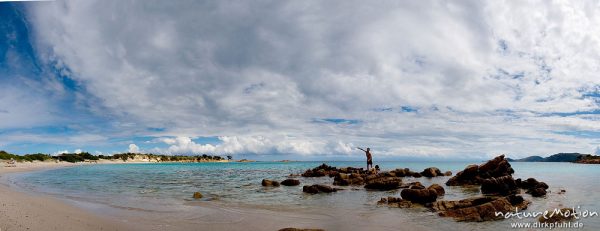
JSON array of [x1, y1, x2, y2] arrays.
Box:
[[9, 161, 600, 230]]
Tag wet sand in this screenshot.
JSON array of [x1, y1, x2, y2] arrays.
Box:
[[0, 161, 431, 231]]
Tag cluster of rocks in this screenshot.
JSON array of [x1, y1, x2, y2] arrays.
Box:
[[302, 164, 366, 178], [377, 155, 553, 222], [447, 155, 549, 197]]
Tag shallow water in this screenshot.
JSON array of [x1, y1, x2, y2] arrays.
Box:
[[11, 161, 600, 230]]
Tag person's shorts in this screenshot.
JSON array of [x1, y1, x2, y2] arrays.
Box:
[[367, 160, 373, 165]]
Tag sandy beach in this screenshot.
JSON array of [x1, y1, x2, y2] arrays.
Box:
[[0, 162, 140, 231], [0, 161, 433, 231]]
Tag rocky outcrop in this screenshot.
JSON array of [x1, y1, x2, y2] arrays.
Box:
[[427, 184, 445, 196], [444, 171, 453, 176], [281, 179, 300, 186], [364, 175, 402, 190], [480, 175, 519, 196], [431, 195, 530, 222], [421, 167, 443, 177], [262, 179, 280, 187], [377, 197, 413, 208], [446, 155, 514, 186], [303, 184, 338, 194], [333, 173, 365, 186], [400, 188, 438, 204], [302, 164, 366, 177], [516, 178, 548, 197]]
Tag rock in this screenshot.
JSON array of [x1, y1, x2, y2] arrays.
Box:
[[433, 195, 530, 222], [281, 179, 300, 186], [421, 167, 442, 177], [444, 171, 453, 176], [262, 179, 280, 187], [279, 228, 325, 231], [193, 192, 203, 199], [538, 208, 576, 223], [391, 168, 411, 177], [378, 197, 413, 208], [409, 185, 425, 189], [480, 175, 518, 196], [333, 172, 364, 186], [411, 172, 422, 178], [528, 187, 547, 197], [303, 184, 338, 194], [301, 163, 336, 177], [400, 188, 438, 204], [427, 184, 445, 196], [446, 155, 514, 186], [558, 189, 566, 194], [364, 176, 402, 190], [516, 178, 548, 197]]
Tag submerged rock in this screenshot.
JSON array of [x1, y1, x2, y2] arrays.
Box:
[[193, 192, 203, 199], [378, 197, 413, 208], [281, 179, 300, 186], [262, 179, 280, 187], [431, 195, 530, 222], [538, 208, 576, 223], [400, 188, 438, 204], [444, 171, 453, 176], [303, 184, 338, 194], [333, 172, 364, 186]]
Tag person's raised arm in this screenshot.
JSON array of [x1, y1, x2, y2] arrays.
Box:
[[356, 147, 365, 152]]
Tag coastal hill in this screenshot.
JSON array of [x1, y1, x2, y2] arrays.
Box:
[[507, 152, 600, 163]]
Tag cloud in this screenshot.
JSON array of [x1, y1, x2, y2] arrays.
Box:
[[53, 150, 69, 156], [4, 0, 598, 158], [128, 143, 140, 153], [74, 149, 82, 154], [595, 146, 600, 155]]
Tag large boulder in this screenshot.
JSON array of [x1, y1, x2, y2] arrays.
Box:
[[480, 175, 519, 196], [421, 167, 443, 177], [432, 195, 530, 222], [303, 184, 338, 194], [427, 184, 446, 196], [364, 176, 402, 190], [262, 179, 280, 187], [400, 188, 438, 204], [446, 155, 514, 186], [281, 179, 300, 186]]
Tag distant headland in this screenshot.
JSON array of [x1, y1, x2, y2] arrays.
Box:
[[0, 150, 234, 163], [507, 153, 600, 164]]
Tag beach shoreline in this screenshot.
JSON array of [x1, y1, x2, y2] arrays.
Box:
[[0, 161, 433, 231]]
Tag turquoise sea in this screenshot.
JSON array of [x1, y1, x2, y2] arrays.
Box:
[[8, 161, 600, 230]]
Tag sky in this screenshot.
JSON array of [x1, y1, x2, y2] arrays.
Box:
[[0, 1, 599, 161]]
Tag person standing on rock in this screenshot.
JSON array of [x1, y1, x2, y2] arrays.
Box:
[[357, 147, 373, 171]]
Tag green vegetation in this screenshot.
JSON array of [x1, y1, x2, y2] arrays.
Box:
[[0, 150, 227, 163], [0, 151, 53, 162]]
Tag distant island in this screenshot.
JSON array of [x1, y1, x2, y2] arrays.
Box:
[[507, 152, 600, 164]]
